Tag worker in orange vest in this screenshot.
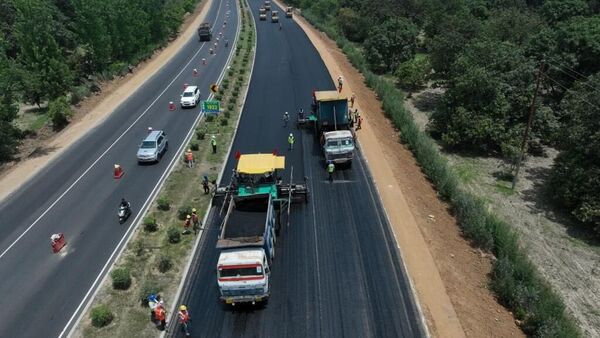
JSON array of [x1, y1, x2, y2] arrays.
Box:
[[184, 149, 194, 168], [183, 215, 192, 234], [178, 304, 191, 336], [191, 208, 202, 234], [154, 303, 166, 330]]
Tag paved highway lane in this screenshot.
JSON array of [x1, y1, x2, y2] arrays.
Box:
[[171, 0, 425, 337], [0, 1, 239, 336]]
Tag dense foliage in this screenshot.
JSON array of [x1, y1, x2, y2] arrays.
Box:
[[0, 0, 200, 162]]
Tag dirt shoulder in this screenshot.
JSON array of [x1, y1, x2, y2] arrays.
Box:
[[289, 9, 524, 338], [0, 0, 212, 202]]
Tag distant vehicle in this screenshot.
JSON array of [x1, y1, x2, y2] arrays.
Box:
[[259, 7, 267, 20], [298, 91, 355, 167], [180, 85, 200, 108], [285, 6, 293, 18], [197, 22, 212, 41], [271, 10, 279, 23], [137, 130, 168, 163], [264, 0, 271, 11]]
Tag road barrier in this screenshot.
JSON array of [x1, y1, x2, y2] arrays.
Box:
[[51, 233, 67, 253], [169, 101, 176, 111], [113, 164, 124, 179]]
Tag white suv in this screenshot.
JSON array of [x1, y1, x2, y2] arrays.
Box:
[[180, 86, 200, 108]]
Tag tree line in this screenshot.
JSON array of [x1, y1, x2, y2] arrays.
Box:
[[289, 0, 600, 234], [0, 0, 199, 161]]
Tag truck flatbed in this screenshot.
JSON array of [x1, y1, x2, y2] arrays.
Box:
[[217, 193, 273, 249], [224, 210, 266, 238]]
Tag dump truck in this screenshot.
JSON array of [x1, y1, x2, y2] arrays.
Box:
[[259, 7, 267, 20], [216, 193, 275, 306], [285, 6, 293, 18], [214, 154, 308, 306], [197, 22, 212, 41], [271, 10, 279, 23], [298, 91, 355, 166]]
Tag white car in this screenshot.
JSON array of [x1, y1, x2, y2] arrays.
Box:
[[180, 86, 201, 108]]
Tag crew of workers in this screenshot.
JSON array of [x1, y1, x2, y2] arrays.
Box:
[[147, 293, 191, 335]]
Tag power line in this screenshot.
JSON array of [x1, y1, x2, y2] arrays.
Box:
[[543, 73, 600, 112]]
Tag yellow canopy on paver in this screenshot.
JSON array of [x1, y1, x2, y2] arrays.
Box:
[[314, 90, 347, 102], [237, 154, 285, 174]]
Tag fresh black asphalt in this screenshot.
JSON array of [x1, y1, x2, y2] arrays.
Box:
[[170, 1, 425, 337], [0, 1, 238, 336]]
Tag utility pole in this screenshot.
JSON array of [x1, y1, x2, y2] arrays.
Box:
[[512, 61, 545, 190]]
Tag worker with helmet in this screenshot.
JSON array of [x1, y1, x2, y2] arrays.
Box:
[[183, 215, 192, 234], [191, 208, 201, 234], [283, 111, 289, 127], [178, 304, 191, 336], [288, 133, 295, 150], [327, 161, 335, 183]]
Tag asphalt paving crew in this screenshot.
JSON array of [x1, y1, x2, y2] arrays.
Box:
[[327, 161, 335, 183], [148, 294, 162, 322], [283, 111, 289, 127], [191, 208, 201, 234], [153, 302, 167, 330], [202, 175, 210, 194], [178, 305, 192, 336], [356, 115, 363, 131], [183, 215, 192, 234], [337, 75, 344, 92], [351, 92, 356, 107], [184, 149, 194, 168], [288, 133, 295, 150], [298, 107, 304, 120], [211, 135, 217, 154]]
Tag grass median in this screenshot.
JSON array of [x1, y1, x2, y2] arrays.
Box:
[[75, 1, 255, 337]]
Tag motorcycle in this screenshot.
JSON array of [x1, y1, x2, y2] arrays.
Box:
[[118, 203, 131, 224]]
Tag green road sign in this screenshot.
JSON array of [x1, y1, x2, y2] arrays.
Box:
[[202, 100, 220, 113]]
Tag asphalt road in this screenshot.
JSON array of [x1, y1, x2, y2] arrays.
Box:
[[170, 1, 425, 337], [0, 1, 239, 336]]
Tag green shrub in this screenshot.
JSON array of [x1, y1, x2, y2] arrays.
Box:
[[205, 114, 215, 122], [221, 82, 229, 90], [177, 206, 192, 220], [196, 130, 206, 140], [70, 85, 91, 104], [48, 96, 73, 130], [394, 55, 431, 91], [190, 141, 199, 151], [157, 196, 170, 211], [215, 93, 223, 101], [90, 304, 113, 328], [224, 111, 231, 119], [143, 216, 158, 232], [111, 267, 132, 290], [220, 118, 228, 126], [139, 280, 160, 307], [227, 103, 235, 111], [157, 255, 172, 273], [167, 227, 181, 244], [231, 90, 239, 99]]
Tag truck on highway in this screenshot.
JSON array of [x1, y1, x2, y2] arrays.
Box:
[[216, 193, 275, 306], [299, 90, 356, 167], [197, 22, 212, 41], [214, 153, 308, 306]]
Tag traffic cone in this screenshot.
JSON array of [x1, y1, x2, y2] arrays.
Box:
[[209, 48, 214, 55], [114, 164, 124, 179], [193, 69, 198, 77], [272, 149, 278, 156], [51, 233, 67, 253], [169, 101, 176, 111], [235, 150, 241, 160], [183, 83, 188, 90], [202, 58, 207, 65]]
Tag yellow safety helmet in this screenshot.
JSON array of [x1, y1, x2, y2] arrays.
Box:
[[186, 215, 191, 219], [179, 305, 187, 311], [192, 208, 197, 213]]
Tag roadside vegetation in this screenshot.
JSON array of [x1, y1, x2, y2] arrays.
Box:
[[0, 0, 202, 163], [286, 0, 595, 336], [77, 1, 255, 336]]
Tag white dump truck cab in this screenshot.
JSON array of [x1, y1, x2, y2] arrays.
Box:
[[217, 248, 270, 305], [323, 130, 355, 165]]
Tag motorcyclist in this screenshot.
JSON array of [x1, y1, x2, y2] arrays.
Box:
[[119, 198, 130, 211]]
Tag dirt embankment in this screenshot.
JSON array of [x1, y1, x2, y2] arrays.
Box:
[[289, 9, 525, 338], [0, 1, 210, 202]]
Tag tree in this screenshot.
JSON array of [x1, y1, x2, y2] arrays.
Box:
[[394, 55, 431, 91], [48, 96, 73, 130], [0, 37, 21, 162], [541, 0, 589, 24], [364, 18, 418, 73], [556, 16, 600, 76], [549, 73, 600, 234], [337, 7, 368, 42], [15, 0, 72, 105]]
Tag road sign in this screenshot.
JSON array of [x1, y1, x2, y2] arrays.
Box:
[[210, 84, 219, 93], [202, 100, 221, 114]]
